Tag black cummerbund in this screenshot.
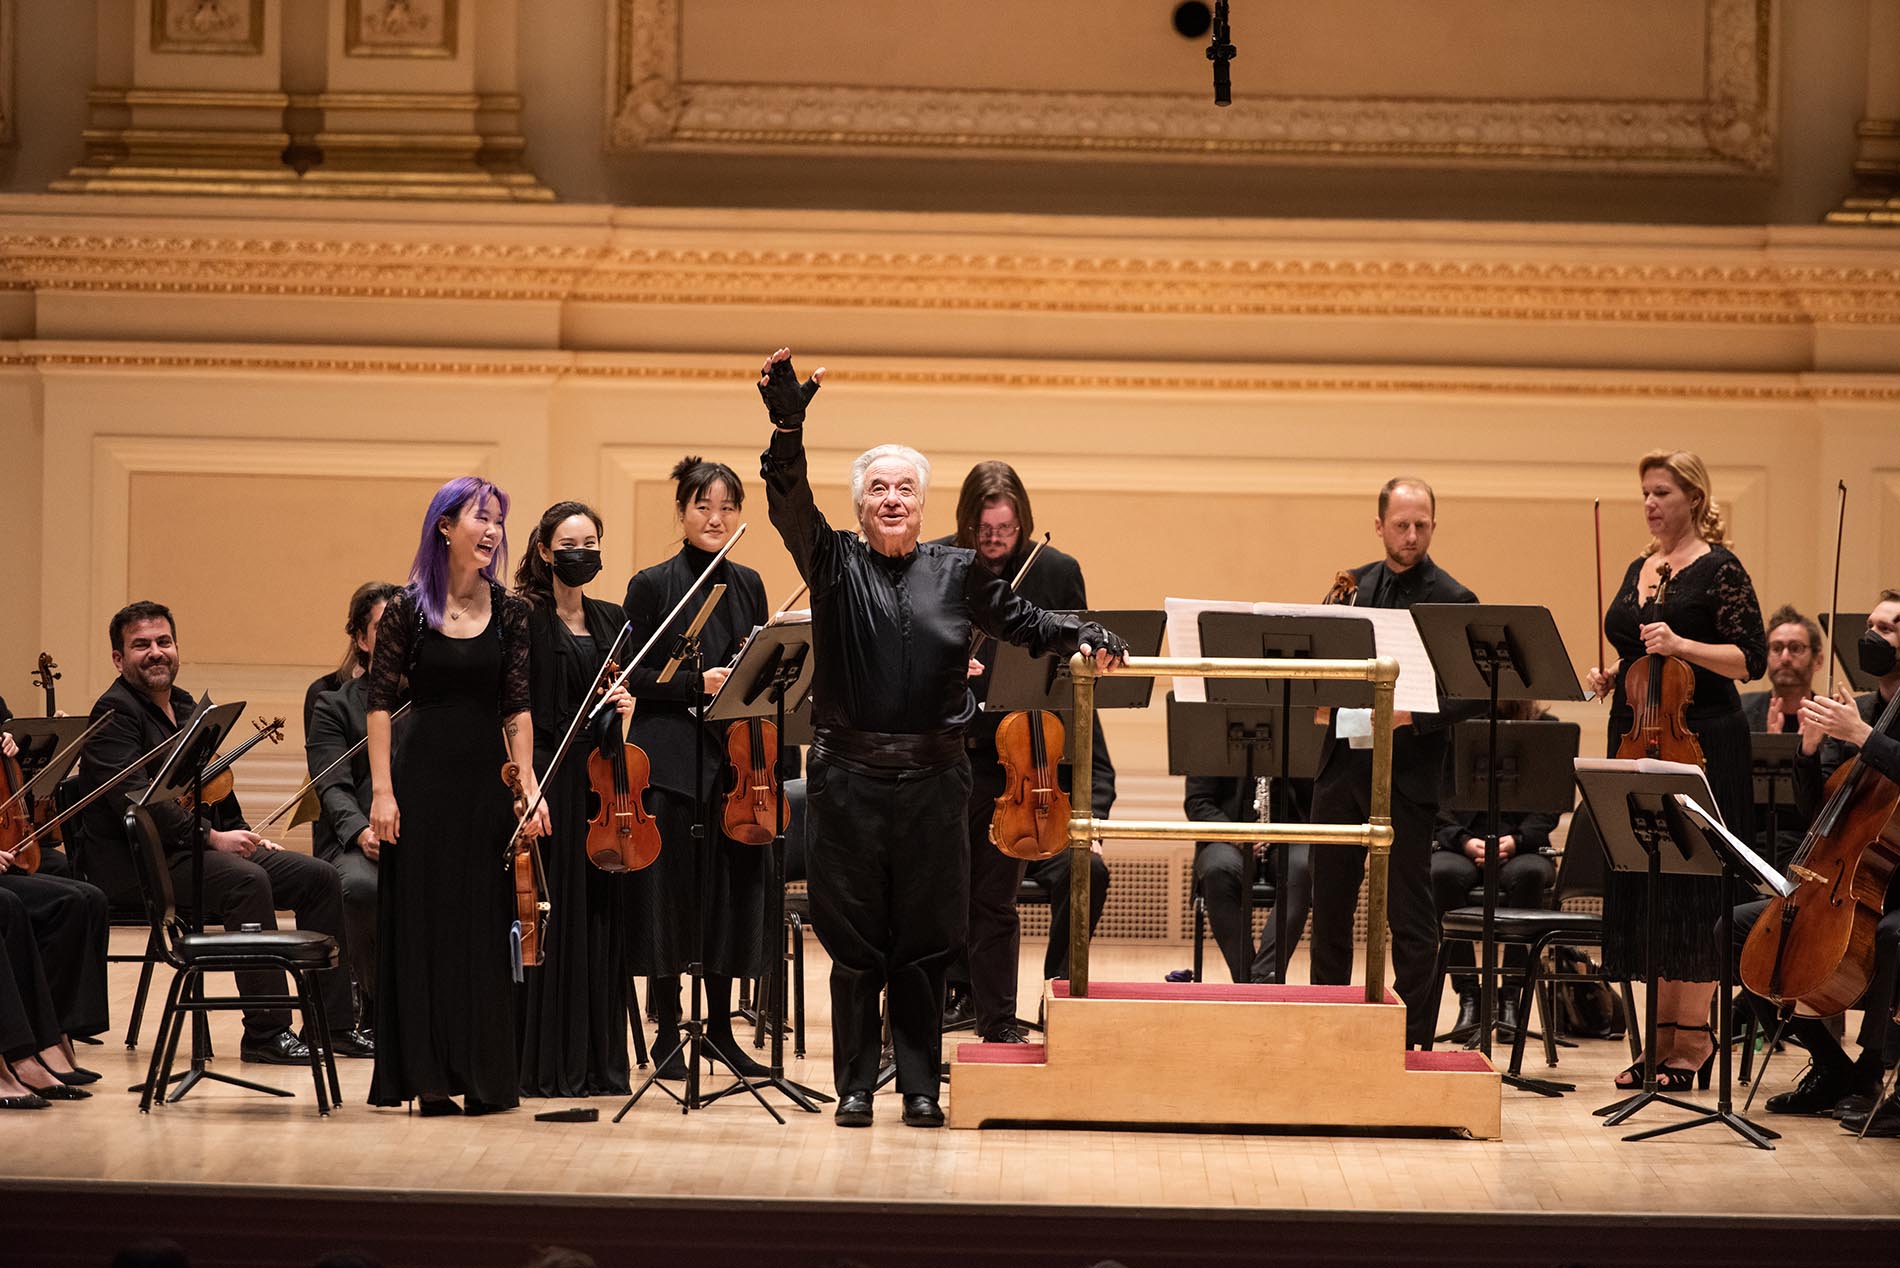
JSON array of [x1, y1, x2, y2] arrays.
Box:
[[812, 726, 966, 776]]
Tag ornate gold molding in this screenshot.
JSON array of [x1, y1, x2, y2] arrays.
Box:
[[13, 347, 1900, 402], [609, 0, 1776, 174]]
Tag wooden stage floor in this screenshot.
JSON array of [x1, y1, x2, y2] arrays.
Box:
[[13, 933, 1900, 1268]]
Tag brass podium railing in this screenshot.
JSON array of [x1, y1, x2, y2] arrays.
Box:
[[1066, 653, 1400, 1004]]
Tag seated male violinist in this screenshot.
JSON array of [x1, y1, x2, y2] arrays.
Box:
[[76, 601, 370, 1064], [1730, 590, 1900, 1134]]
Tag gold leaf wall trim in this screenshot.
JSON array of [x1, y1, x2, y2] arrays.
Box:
[[10, 348, 1900, 401]]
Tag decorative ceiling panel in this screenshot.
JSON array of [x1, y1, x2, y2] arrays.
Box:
[[608, 0, 1775, 174]]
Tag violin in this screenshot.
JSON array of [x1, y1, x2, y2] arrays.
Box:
[[587, 665, 662, 872], [1322, 569, 1358, 606], [25, 653, 65, 848], [176, 716, 285, 809], [989, 709, 1071, 861], [1613, 563, 1706, 766], [501, 760, 550, 968], [0, 740, 38, 875], [1740, 687, 1900, 1015], [721, 717, 779, 846]]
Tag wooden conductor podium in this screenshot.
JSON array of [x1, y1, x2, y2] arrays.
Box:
[[949, 981, 1500, 1136], [948, 642, 1503, 1138]]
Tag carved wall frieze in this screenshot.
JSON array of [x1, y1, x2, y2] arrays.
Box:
[[609, 0, 1776, 174], [4, 211, 1899, 324]]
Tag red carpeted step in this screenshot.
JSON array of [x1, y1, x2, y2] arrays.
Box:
[[1404, 1050, 1495, 1073], [956, 1042, 1047, 1065], [1050, 980, 1401, 1006]]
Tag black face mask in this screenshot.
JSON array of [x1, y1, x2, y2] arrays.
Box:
[[551, 548, 602, 587], [1860, 628, 1898, 678]]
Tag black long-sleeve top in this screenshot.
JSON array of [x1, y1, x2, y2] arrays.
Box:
[[307, 674, 373, 864], [1604, 547, 1766, 722], [760, 427, 1089, 738], [1793, 687, 1900, 820], [77, 678, 249, 860]]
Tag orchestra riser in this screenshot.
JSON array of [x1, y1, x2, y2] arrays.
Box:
[[949, 980, 1502, 1137]]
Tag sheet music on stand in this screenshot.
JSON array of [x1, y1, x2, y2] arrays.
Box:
[[1164, 597, 1441, 714], [1674, 796, 1796, 900]]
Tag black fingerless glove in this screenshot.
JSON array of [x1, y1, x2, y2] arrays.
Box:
[[1077, 623, 1130, 661], [759, 356, 821, 428]]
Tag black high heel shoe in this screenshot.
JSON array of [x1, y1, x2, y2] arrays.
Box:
[[1657, 1023, 1715, 1091], [1614, 1022, 1676, 1089], [55, 1067, 102, 1086], [22, 1082, 89, 1101]]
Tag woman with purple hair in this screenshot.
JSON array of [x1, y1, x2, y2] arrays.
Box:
[[363, 476, 549, 1117]]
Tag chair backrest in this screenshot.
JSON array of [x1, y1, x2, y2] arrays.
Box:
[[1552, 803, 1607, 903], [123, 805, 184, 962]]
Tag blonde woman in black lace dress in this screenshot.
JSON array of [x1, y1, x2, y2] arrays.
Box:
[[1585, 450, 1766, 1091]]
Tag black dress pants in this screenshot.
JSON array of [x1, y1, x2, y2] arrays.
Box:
[[332, 847, 378, 1026], [806, 754, 971, 1098], [1309, 763, 1440, 1045], [1428, 850, 1555, 991], [1027, 849, 1109, 981], [169, 849, 351, 1042], [0, 872, 109, 1039], [1195, 842, 1311, 984], [0, 888, 62, 1060], [1732, 898, 1900, 1075], [951, 760, 1029, 1037]]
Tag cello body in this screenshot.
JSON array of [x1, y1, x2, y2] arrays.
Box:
[[1740, 703, 1900, 1015]]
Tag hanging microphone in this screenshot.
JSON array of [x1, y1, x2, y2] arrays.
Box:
[[1207, 0, 1236, 106]]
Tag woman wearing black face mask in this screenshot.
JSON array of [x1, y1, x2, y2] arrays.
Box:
[[514, 500, 638, 1097], [620, 457, 772, 1079]]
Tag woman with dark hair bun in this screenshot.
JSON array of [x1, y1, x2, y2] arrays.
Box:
[[620, 456, 771, 1078], [513, 500, 637, 1098], [366, 476, 547, 1117]]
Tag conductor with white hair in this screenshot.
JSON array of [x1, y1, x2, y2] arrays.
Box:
[[757, 347, 1127, 1128]]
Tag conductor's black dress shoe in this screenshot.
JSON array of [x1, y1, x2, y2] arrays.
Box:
[[835, 1090, 873, 1127], [902, 1094, 944, 1128]]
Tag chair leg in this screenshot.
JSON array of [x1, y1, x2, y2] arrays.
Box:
[[125, 930, 161, 1049], [154, 970, 199, 1107], [792, 915, 807, 1059], [140, 970, 190, 1113], [1738, 1003, 1758, 1086], [1538, 964, 1559, 1068], [1619, 979, 1642, 1059], [295, 968, 334, 1115], [627, 975, 649, 1071], [1191, 897, 1205, 983], [308, 967, 343, 1110], [1426, 938, 1457, 1049], [1507, 957, 1539, 1077]]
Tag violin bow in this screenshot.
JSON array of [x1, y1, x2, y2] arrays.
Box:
[[1591, 498, 1606, 701], [508, 520, 751, 856], [253, 702, 412, 832], [1824, 480, 1847, 698], [970, 531, 1052, 658]]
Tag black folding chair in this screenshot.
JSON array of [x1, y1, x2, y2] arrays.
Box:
[[125, 805, 342, 1114]]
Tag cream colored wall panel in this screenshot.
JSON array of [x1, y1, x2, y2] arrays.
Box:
[[36, 291, 566, 350], [0, 367, 43, 704]]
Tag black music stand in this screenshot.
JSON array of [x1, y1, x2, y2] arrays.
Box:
[[1441, 718, 1581, 1090], [1195, 612, 1371, 985], [1414, 603, 1583, 1093], [134, 700, 286, 1104], [1649, 794, 1790, 1150], [983, 609, 1166, 718], [617, 587, 790, 1123], [1574, 759, 1780, 1146], [1819, 613, 1876, 693], [1749, 731, 1803, 870], [2, 716, 94, 866], [1166, 692, 1324, 983], [701, 616, 829, 1114]]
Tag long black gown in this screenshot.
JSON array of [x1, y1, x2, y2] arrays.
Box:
[[367, 584, 529, 1110], [1601, 546, 1766, 981], [517, 597, 632, 1097], [620, 542, 769, 979]]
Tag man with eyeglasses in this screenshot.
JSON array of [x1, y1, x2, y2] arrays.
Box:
[[934, 461, 1116, 1047], [1742, 604, 1823, 861]]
